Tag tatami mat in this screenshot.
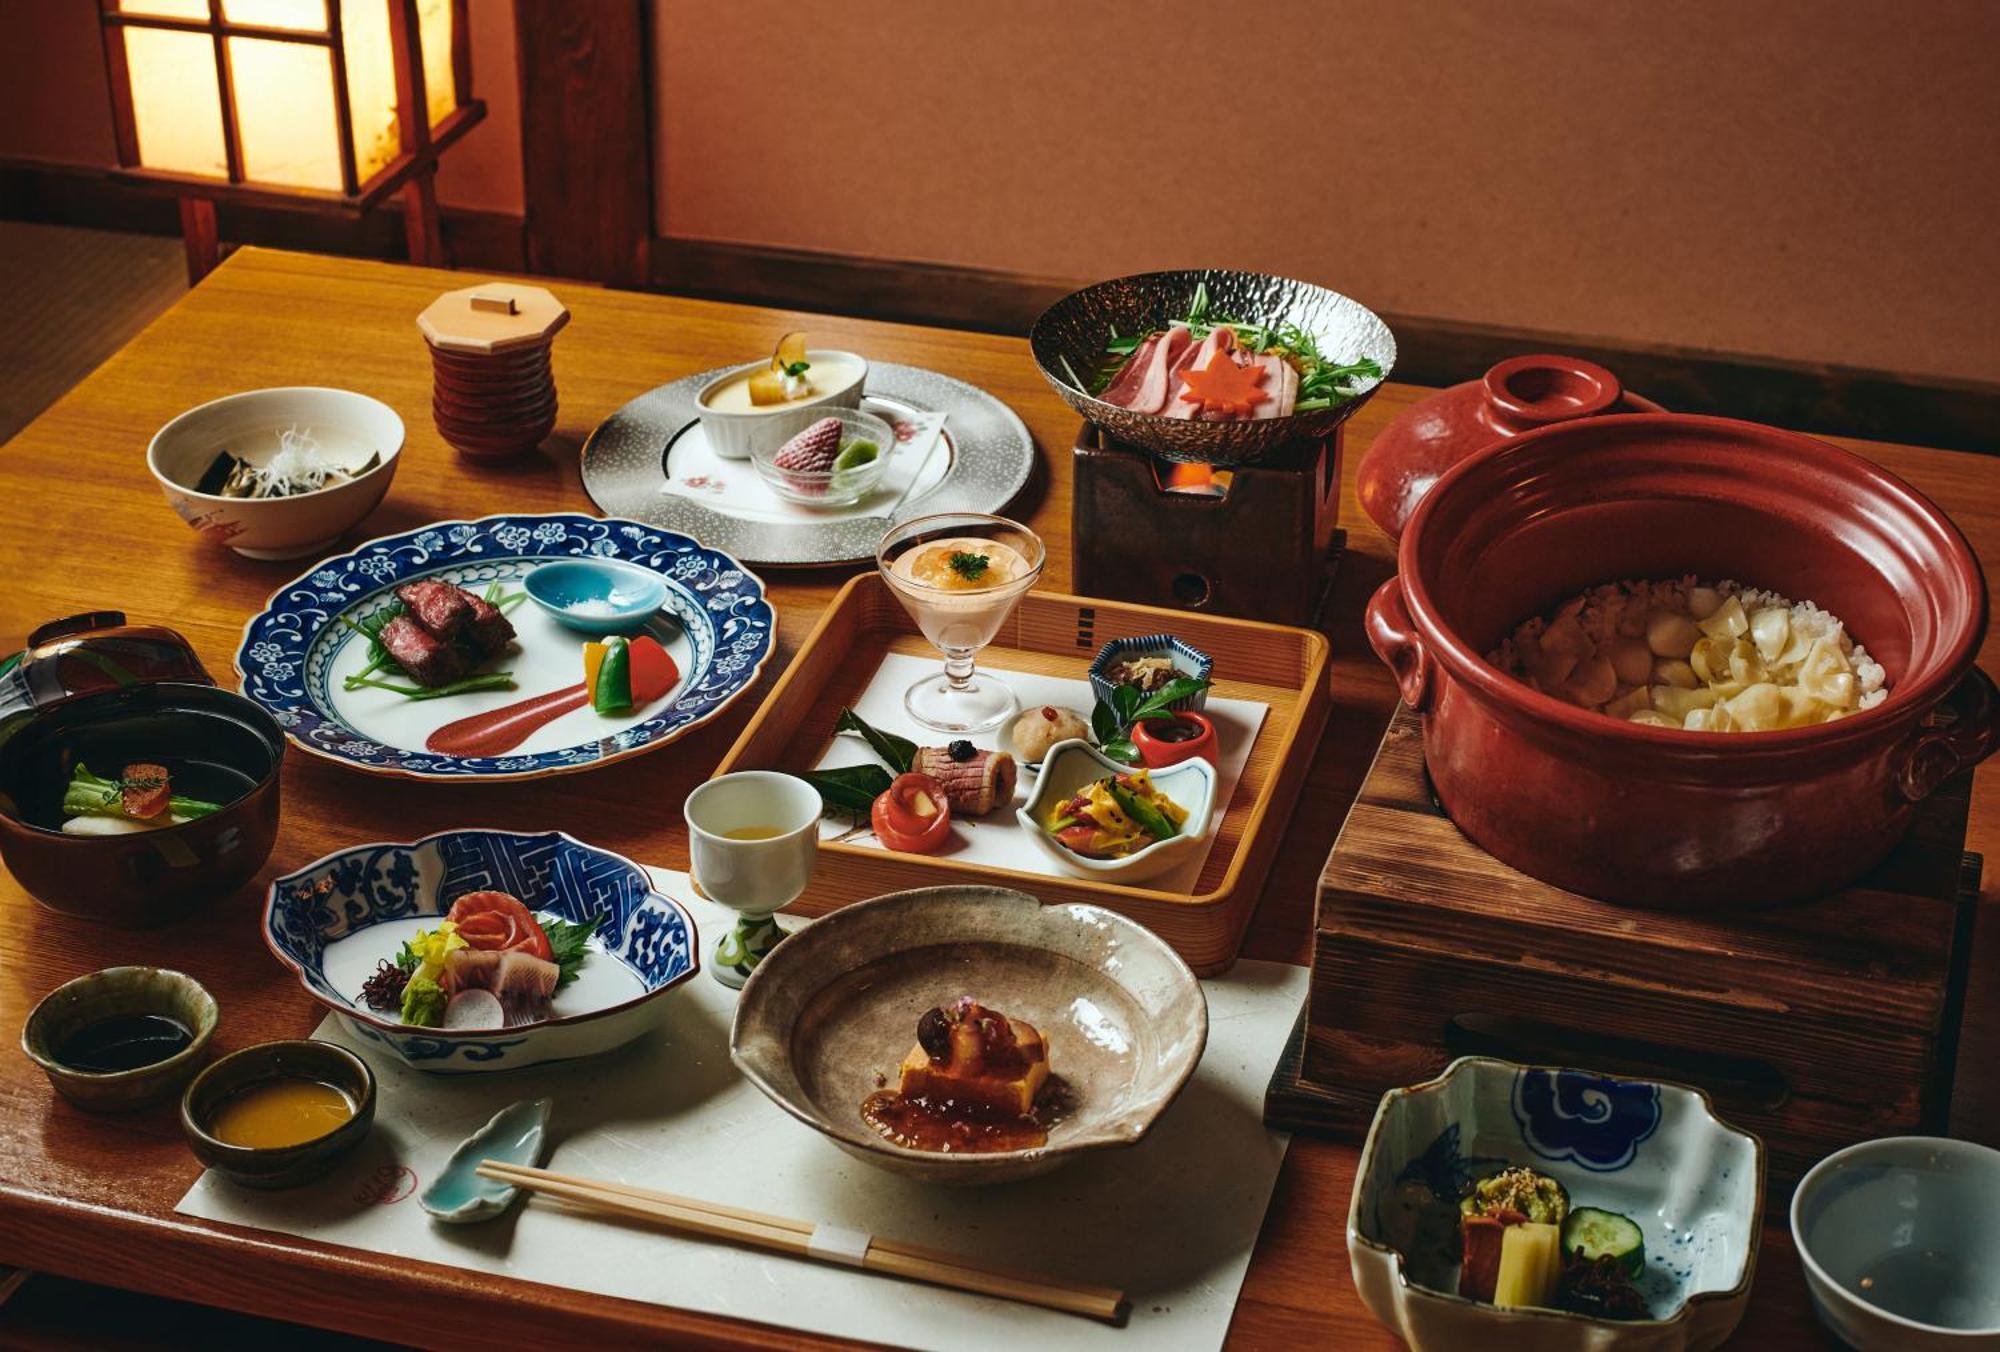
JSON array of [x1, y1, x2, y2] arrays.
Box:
[[0, 221, 187, 445]]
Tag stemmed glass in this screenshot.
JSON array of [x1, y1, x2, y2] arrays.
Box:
[[876, 512, 1045, 734]]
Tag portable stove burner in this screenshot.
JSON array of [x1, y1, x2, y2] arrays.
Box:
[[1070, 422, 1342, 626]]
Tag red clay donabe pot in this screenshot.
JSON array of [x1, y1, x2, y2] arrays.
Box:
[[1366, 414, 1996, 908], [1356, 354, 1664, 540]]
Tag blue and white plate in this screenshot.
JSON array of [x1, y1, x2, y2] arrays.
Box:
[[264, 828, 699, 1073], [1348, 1055, 1763, 1351], [235, 513, 775, 780]]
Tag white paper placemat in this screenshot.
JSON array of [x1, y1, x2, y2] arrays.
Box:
[[178, 870, 1305, 1352], [814, 652, 1268, 894]]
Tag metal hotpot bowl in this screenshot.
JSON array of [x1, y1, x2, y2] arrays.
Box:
[[1366, 414, 1996, 908], [0, 614, 284, 926], [1029, 268, 1397, 465]]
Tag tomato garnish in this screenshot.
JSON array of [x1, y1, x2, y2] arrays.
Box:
[[121, 762, 171, 820], [445, 890, 553, 959], [871, 772, 952, 853]]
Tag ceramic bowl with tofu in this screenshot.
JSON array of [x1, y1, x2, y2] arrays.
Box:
[[1347, 1056, 1762, 1351], [730, 884, 1208, 1185]]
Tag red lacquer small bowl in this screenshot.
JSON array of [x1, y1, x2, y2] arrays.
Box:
[[1134, 712, 1218, 769]]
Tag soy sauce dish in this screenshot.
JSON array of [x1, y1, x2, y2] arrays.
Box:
[[181, 1040, 375, 1189], [22, 966, 218, 1112]]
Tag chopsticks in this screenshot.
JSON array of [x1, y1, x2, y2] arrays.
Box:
[[476, 1160, 1128, 1324]]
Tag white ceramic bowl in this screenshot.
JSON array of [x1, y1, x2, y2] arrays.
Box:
[[694, 350, 867, 460], [1016, 739, 1214, 883], [147, 386, 403, 559], [1348, 1055, 1762, 1352], [1791, 1136, 2000, 1349]]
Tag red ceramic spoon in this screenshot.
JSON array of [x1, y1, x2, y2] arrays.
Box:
[[426, 637, 680, 758]]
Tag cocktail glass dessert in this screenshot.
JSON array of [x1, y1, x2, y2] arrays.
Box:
[[877, 513, 1046, 734], [684, 771, 822, 988]]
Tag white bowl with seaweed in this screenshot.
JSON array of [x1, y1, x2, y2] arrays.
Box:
[[148, 386, 402, 560]]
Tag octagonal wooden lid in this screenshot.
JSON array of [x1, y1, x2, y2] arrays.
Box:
[[418, 283, 569, 354]]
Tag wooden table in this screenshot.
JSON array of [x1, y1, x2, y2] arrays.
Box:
[[1, 248, 1993, 1350]]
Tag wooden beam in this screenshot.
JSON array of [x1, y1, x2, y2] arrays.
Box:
[[96, 0, 141, 167], [513, 0, 651, 287], [402, 172, 444, 267], [177, 197, 220, 284], [1, 159, 525, 274]]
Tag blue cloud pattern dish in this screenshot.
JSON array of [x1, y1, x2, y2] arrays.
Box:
[[1348, 1056, 1762, 1351], [235, 513, 775, 780], [264, 829, 698, 1073]]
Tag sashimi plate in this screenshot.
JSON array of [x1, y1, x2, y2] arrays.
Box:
[[236, 513, 775, 780], [581, 363, 1035, 566], [265, 829, 699, 1072]]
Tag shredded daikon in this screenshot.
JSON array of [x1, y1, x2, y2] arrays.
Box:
[[201, 426, 380, 500], [1489, 576, 1888, 733]]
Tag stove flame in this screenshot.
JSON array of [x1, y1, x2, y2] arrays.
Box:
[[1160, 462, 1232, 498]]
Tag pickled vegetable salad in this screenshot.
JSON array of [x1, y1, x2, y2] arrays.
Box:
[[1044, 768, 1188, 859]]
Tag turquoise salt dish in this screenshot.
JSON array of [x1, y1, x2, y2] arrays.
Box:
[[420, 1097, 552, 1223], [523, 558, 672, 635]]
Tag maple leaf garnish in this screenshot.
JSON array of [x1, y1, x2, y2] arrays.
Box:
[[1177, 350, 1270, 416]]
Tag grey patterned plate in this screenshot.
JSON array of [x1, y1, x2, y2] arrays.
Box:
[[582, 363, 1036, 567], [1029, 268, 1397, 465]]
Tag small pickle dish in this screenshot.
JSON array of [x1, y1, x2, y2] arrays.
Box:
[[1348, 1055, 1762, 1352]]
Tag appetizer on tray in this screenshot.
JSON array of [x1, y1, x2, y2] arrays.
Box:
[[264, 828, 699, 1071], [235, 513, 774, 780]]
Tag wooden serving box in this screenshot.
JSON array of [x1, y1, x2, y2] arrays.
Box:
[[1267, 705, 1981, 1193], [715, 574, 1332, 974]]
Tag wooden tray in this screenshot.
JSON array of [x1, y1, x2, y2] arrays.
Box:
[[1265, 704, 1981, 1194], [715, 574, 1333, 974]]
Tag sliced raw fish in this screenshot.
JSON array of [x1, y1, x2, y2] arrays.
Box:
[[445, 947, 560, 1026], [493, 951, 559, 1026], [442, 988, 505, 1029]]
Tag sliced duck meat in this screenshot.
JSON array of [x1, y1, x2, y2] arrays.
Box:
[[395, 579, 475, 640], [1263, 352, 1300, 418], [463, 591, 517, 661], [1097, 324, 1193, 414], [379, 614, 467, 687]]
